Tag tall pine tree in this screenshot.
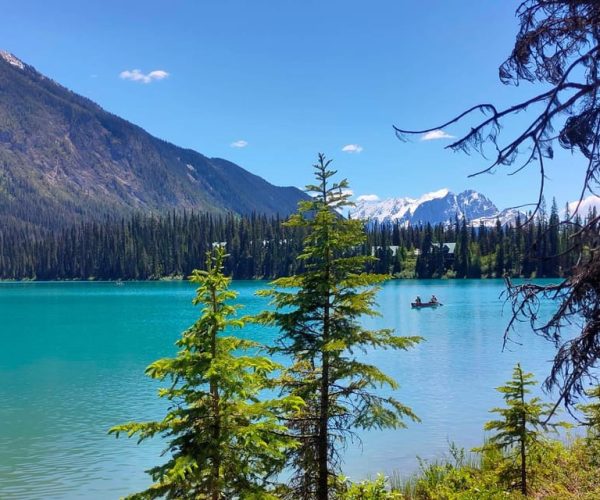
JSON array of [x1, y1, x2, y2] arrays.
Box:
[[110, 247, 302, 499], [256, 154, 422, 499]]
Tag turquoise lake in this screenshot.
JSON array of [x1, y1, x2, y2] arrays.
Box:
[[0, 279, 569, 499]]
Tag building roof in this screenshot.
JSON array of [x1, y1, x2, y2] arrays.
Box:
[[433, 242, 456, 254]]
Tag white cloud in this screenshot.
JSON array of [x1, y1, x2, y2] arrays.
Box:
[[567, 195, 600, 216], [230, 140, 248, 148], [119, 69, 169, 84], [342, 144, 363, 154], [357, 194, 380, 202], [420, 129, 455, 141], [341, 188, 354, 197]]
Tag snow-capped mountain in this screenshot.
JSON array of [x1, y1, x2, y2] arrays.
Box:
[[350, 189, 506, 226], [471, 208, 524, 227]]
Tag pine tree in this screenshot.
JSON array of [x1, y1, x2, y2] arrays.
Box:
[[455, 218, 470, 278], [256, 154, 422, 500], [416, 224, 433, 278], [477, 364, 569, 496], [468, 242, 482, 278], [110, 247, 302, 499], [547, 198, 560, 276]]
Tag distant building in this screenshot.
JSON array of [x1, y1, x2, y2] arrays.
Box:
[[432, 242, 456, 266], [371, 245, 401, 257], [433, 242, 456, 255]]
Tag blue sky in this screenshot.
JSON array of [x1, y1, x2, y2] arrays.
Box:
[[1, 0, 590, 210]]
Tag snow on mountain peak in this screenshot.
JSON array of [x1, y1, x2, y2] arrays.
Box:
[[420, 188, 449, 202], [0, 51, 25, 70], [471, 208, 524, 227], [350, 188, 500, 225]]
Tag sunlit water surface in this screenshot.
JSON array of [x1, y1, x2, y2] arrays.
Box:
[[0, 279, 571, 498]]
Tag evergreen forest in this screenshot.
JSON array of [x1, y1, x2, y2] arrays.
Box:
[[0, 198, 592, 281]]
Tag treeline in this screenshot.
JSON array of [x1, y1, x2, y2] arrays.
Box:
[[0, 199, 592, 280], [0, 211, 306, 280], [369, 199, 588, 279]]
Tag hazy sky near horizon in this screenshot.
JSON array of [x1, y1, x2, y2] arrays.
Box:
[[1, 0, 593, 210]]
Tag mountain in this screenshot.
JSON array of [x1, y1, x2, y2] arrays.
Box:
[[350, 188, 501, 225], [471, 207, 524, 227], [0, 51, 306, 229]]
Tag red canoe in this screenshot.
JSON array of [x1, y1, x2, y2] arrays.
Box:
[[411, 301, 442, 308]]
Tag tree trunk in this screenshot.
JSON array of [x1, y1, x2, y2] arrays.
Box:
[[520, 435, 527, 496], [317, 280, 331, 500], [317, 348, 329, 500], [317, 180, 331, 500], [518, 365, 527, 497], [210, 290, 221, 500]]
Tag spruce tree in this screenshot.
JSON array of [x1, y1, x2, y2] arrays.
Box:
[[477, 363, 569, 496], [547, 198, 560, 276], [110, 247, 302, 499], [256, 154, 422, 500], [455, 218, 470, 278], [416, 224, 433, 278]]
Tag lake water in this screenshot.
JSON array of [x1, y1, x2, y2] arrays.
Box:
[[0, 279, 570, 499]]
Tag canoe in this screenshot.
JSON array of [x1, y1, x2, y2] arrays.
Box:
[[411, 302, 442, 308]]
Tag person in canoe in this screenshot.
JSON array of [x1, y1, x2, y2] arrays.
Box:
[[412, 296, 442, 308]]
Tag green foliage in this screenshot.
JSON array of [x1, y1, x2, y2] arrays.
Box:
[[579, 385, 600, 439], [388, 434, 600, 499], [256, 154, 422, 499], [337, 474, 403, 499], [110, 247, 302, 499], [390, 443, 504, 500], [578, 385, 600, 465], [380, 370, 599, 500], [474, 364, 570, 496], [442, 269, 457, 279]]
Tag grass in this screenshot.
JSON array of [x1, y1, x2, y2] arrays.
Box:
[[339, 435, 600, 499]]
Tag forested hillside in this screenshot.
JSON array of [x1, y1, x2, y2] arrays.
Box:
[[0, 51, 306, 230]]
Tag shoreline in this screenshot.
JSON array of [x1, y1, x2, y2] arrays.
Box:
[[0, 276, 565, 283]]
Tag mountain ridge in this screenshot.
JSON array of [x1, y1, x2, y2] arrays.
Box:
[[350, 188, 521, 226], [0, 51, 307, 229]]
